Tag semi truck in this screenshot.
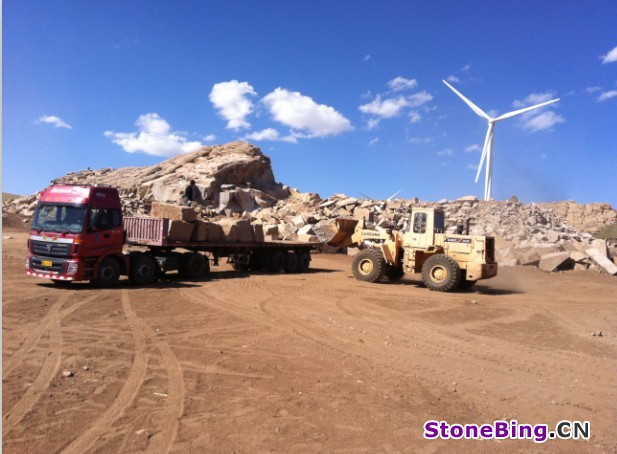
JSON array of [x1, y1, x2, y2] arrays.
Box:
[[328, 207, 497, 291], [25, 185, 314, 287]]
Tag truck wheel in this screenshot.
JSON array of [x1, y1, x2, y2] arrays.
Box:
[[421, 254, 461, 292], [179, 253, 209, 279], [269, 251, 286, 273], [385, 265, 405, 281], [297, 251, 311, 273], [352, 249, 385, 283], [285, 251, 299, 273], [92, 257, 120, 288], [129, 254, 157, 285]]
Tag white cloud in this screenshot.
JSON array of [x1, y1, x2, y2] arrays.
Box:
[[367, 118, 381, 130], [513, 92, 556, 108], [203, 134, 216, 142], [520, 111, 565, 132], [447, 75, 460, 83], [104, 113, 202, 157], [437, 148, 454, 157], [369, 137, 379, 145], [359, 95, 409, 118], [243, 128, 298, 143], [586, 86, 602, 93], [406, 91, 433, 107], [209, 80, 256, 130], [597, 90, 617, 102], [262, 88, 352, 137], [408, 136, 434, 145], [466, 163, 478, 171], [388, 76, 417, 92], [601, 46, 617, 64], [465, 144, 481, 153], [409, 111, 421, 123], [37, 115, 72, 129], [363, 54, 371, 61]]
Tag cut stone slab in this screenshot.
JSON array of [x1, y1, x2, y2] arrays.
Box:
[[219, 219, 253, 243], [297, 224, 315, 235], [168, 220, 195, 242], [151, 201, 197, 222], [539, 252, 575, 272], [191, 220, 210, 242], [585, 248, 617, 275]]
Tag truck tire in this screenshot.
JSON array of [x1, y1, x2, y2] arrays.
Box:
[[179, 253, 209, 279], [129, 254, 157, 285], [385, 264, 405, 281], [91, 256, 121, 288], [285, 251, 299, 273], [352, 249, 385, 283], [297, 251, 311, 273], [421, 254, 461, 292], [269, 251, 286, 273]]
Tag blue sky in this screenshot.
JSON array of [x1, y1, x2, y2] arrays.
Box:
[[4, 1, 617, 205]]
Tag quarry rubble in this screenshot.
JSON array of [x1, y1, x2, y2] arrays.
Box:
[[3, 141, 616, 276]]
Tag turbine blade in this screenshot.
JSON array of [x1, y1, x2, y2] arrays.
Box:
[[360, 192, 374, 201], [442, 80, 491, 120], [494, 98, 560, 122], [475, 124, 494, 183], [387, 188, 403, 201]]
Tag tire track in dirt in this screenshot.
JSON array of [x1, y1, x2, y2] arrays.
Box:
[[2, 295, 65, 436], [3, 294, 99, 378], [64, 289, 185, 453]]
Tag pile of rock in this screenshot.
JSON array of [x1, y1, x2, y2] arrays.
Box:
[[3, 141, 616, 276]]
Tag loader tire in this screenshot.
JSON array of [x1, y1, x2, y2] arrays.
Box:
[[352, 249, 385, 283], [421, 254, 461, 292]]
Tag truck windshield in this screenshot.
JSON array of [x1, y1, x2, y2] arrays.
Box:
[[31, 203, 87, 234]]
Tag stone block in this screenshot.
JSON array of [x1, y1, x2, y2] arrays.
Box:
[[167, 220, 195, 242], [590, 239, 608, 257], [539, 252, 575, 272], [191, 220, 210, 242], [234, 190, 256, 212], [151, 201, 197, 222], [252, 224, 264, 243], [297, 224, 315, 235], [218, 218, 253, 243], [207, 223, 224, 242], [353, 207, 372, 221], [585, 248, 617, 275]]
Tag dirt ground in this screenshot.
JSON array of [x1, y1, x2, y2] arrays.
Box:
[[3, 228, 616, 453]]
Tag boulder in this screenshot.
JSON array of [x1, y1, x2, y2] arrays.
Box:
[[151, 201, 197, 222], [538, 252, 575, 272], [585, 248, 617, 275]]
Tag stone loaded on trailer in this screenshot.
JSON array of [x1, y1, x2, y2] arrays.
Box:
[[25, 184, 314, 287]]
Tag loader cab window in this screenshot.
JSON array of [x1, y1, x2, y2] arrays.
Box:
[[434, 211, 445, 233], [413, 212, 427, 233], [88, 208, 122, 232]]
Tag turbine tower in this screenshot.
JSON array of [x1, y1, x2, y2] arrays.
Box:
[[442, 80, 559, 201]]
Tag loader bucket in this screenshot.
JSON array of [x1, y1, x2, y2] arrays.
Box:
[[327, 217, 359, 248]]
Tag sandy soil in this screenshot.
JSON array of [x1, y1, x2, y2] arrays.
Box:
[[3, 229, 616, 453]]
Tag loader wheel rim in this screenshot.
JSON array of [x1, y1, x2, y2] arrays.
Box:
[[358, 258, 374, 275], [429, 265, 448, 283]]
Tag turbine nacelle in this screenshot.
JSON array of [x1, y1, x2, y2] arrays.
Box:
[[442, 80, 559, 201]]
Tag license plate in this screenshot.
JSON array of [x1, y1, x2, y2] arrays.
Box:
[[42, 260, 53, 267]]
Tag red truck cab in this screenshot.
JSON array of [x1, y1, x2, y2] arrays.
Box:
[[26, 185, 125, 285]]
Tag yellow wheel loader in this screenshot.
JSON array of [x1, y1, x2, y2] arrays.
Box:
[[328, 207, 497, 292]]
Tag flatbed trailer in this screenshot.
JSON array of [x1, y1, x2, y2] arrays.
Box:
[[25, 185, 316, 288]]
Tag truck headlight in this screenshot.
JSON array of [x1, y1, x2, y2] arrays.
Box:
[[66, 262, 79, 275], [25, 257, 30, 269]]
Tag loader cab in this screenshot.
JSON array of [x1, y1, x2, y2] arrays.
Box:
[[407, 208, 444, 248]]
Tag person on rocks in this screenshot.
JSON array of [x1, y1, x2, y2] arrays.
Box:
[[183, 180, 199, 206]]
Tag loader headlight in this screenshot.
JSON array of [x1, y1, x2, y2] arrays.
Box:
[[66, 262, 79, 275]]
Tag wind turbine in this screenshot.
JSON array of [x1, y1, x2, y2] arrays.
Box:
[[442, 80, 559, 201]]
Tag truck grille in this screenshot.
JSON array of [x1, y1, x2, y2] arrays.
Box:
[[30, 256, 67, 273], [486, 237, 495, 263], [31, 240, 71, 258]]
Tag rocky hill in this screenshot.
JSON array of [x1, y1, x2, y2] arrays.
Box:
[[3, 141, 616, 274]]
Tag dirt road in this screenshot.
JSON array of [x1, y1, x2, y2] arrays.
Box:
[[3, 229, 616, 452]]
